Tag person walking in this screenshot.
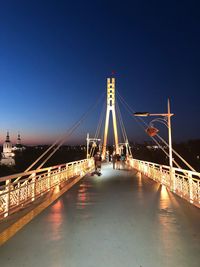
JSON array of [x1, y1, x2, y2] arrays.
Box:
[[94, 153, 99, 172], [97, 153, 102, 174], [116, 154, 121, 170], [112, 152, 116, 169], [94, 152, 101, 175]]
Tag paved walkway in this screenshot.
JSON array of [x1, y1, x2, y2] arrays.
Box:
[[0, 163, 200, 267]]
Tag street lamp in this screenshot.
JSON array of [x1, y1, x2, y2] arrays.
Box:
[[119, 139, 132, 158], [86, 133, 101, 159], [134, 99, 174, 190]]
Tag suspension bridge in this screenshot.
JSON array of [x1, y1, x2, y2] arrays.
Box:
[[0, 77, 200, 267]]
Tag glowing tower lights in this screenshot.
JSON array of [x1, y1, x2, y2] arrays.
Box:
[[102, 77, 119, 159]]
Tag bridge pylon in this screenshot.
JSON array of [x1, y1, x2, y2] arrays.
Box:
[[102, 77, 119, 159]]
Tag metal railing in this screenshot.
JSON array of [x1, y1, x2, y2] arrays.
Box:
[[0, 158, 94, 218], [127, 158, 200, 208]]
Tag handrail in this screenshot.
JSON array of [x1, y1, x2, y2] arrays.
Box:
[[0, 158, 94, 218], [127, 158, 200, 208], [0, 159, 91, 182]]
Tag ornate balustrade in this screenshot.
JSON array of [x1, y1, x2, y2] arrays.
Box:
[[0, 158, 94, 218], [127, 158, 200, 208]]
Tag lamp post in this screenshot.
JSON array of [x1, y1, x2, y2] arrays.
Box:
[[86, 133, 101, 159], [119, 139, 132, 158], [134, 99, 174, 190]]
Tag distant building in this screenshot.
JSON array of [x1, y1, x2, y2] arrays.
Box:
[[0, 132, 15, 166], [146, 145, 159, 150], [12, 133, 26, 151]]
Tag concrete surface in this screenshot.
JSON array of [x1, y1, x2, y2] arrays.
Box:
[[0, 163, 200, 267]]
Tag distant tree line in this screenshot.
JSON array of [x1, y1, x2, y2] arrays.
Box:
[[0, 140, 200, 177]]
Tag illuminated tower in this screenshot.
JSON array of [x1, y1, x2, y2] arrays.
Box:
[[0, 132, 15, 166], [17, 132, 21, 145], [102, 77, 119, 159], [3, 132, 13, 157], [13, 132, 25, 151]]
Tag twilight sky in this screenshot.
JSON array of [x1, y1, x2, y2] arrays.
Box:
[[0, 0, 200, 145]]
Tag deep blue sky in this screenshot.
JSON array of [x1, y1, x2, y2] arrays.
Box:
[[0, 0, 200, 145]]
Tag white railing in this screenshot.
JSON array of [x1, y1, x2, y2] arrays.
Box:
[[0, 158, 94, 218], [127, 158, 200, 208]]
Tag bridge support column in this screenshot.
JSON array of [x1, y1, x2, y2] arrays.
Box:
[[102, 77, 119, 159]]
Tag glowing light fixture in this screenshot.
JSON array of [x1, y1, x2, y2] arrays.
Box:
[[133, 99, 174, 191]]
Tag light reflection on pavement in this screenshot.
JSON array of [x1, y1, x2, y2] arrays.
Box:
[[0, 163, 200, 267]]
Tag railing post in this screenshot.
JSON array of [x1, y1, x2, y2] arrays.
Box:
[[31, 173, 36, 201], [172, 168, 176, 192], [0, 158, 94, 218], [169, 167, 175, 192], [160, 165, 163, 183], [4, 179, 11, 217], [75, 164, 77, 175], [188, 173, 194, 203], [48, 169, 51, 191], [65, 163, 68, 181], [58, 166, 61, 183], [17, 182, 20, 206]]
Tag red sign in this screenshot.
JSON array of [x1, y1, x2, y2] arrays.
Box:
[[145, 127, 159, 137]]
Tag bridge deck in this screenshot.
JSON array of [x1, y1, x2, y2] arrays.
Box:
[[0, 163, 200, 267]]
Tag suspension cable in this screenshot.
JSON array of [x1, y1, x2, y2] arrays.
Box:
[[116, 96, 133, 157], [89, 97, 106, 157], [115, 103, 123, 146], [157, 135, 196, 171], [14, 91, 105, 182], [117, 91, 182, 168], [14, 93, 105, 183], [116, 101, 126, 142], [117, 90, 197, 171], [149, 135, 181, 168], [37, 92, 106, 170], [116, 100, 128, 143]]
